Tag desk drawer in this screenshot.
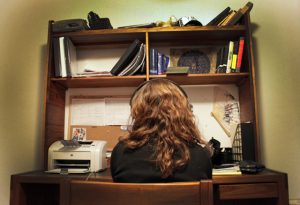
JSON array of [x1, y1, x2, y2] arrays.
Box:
[[219, 183, 278, 199]]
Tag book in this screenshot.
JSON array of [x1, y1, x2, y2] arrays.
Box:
[[64, 37, 78, 77], [149, 48, 158, 75], [236, 37, 245, 72], [217, 44, 229, 73], [110, 39, 142, 76], [218, 10, 237, 26], [166, 66, 189, 74], [53, 38, 62, 77], [216, 47, 223, 73], [206, 7, 231, 26], [225, 2, 254, 26], [157, 51, 164, 75], [226, 41, 234, 73], [163, 55, 169, 73], [230, 41, 239, 72], [59, 37, 67, 77]]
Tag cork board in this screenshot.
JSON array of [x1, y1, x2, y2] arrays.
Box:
[[69, 125, 127, 151], [68, 95, 130, 151]]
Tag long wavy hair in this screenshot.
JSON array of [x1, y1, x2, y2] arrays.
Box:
[[121, 79, 207, 178]]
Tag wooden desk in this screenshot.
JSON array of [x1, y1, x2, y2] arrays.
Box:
[[10, 169, 288, 205]]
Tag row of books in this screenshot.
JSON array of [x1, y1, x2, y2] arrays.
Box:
[[216, 37, 245, 73], [53, 36, 78, 77], [53, 37, 245, 77], [206, 2, 253, 26], [149, 48, 170, 75]]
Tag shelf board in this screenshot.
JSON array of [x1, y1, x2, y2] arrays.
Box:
[[52, 26, 246, 46], [51, 73, 249, 88], [150, 73, 249, 85], [51, 75, 147, 88]]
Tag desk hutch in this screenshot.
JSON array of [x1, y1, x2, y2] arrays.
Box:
[[10, 11, 289, 205]]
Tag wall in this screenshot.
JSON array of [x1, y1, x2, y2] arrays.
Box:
[[0, 0, 299, 204]]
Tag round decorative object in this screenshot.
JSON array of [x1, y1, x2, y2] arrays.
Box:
[[177, 49, 211, 73]]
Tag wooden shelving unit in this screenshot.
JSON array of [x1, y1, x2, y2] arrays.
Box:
[[43, 13, 259, 167]]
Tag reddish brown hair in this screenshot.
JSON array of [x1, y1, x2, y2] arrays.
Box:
[[121, 79, 207, 178]]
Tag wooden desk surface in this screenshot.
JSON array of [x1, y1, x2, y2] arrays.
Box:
[[12, 168, 286, 183], [11, 169, 289, 205]]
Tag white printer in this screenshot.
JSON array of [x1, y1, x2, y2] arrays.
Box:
[[47, 140, 107, 174]]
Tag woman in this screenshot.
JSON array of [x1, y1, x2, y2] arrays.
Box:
[[111, 79, 212, 182]]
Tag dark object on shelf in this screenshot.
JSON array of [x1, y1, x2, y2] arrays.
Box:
[[110, 39, 142, 75], [178, 16, 202, 26], [118, 22, 156, 29], [52, 19, 89, 33], [225, 2, 253, 26], [206, 7, 231, 26], [239, 160, 265, 174], [220, 148, 233, 164], [209, 138, 233, 166], [88, 11, 113, 29], [209, 138, 221, 165], [177, 49, 210, 74], [241, 122, 256, 161]]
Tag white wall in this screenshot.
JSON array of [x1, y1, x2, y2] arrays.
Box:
[[0, 0, 299, 204]]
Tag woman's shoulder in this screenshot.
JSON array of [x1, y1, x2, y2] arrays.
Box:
[[112, 141, 126, 154], [189, 143, 211, 158]]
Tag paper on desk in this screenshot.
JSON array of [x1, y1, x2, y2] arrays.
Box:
[[70, 98, 131, 126], [212, 165, 242, 176]]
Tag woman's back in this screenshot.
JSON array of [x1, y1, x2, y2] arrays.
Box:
[[111, 141, 212, 182]]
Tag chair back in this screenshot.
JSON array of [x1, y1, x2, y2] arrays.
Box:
[[69, 180, 213, 205]]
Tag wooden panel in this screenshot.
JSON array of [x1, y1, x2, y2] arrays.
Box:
[[44, 82, 66, 168], [51, 73, 249, 88], [151, 73, 249, 85], [52, 26, 245, 43], [22, 183, 59, 205], [148, 27, 246, 44], [10, 170, 289, 205], [69, 181, 213, 205], [56, 31, 146, 46], [51, 76, 147, 88], [239, 78, 253, 122], [219, 183, 278, 200], [214, 198, 277, 205]]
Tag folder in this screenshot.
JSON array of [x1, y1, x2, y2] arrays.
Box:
[[110, 39, 142, 75]]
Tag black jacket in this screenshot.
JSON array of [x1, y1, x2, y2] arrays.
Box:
[[111, 141, 212, 183]]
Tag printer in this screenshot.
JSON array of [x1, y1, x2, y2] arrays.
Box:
[[47, 140, 107, 174]]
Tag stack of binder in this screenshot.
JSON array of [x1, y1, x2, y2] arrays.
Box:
[[53, 37, 78, 77], [110, 39, 146, 76]]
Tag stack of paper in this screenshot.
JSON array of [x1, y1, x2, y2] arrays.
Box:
[[213, 164, 242, 176]]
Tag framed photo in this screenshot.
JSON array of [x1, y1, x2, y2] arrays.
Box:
[[170, 47, 218, 74]]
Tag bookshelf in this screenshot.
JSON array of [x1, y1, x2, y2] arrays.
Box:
[[43, 12, 259, 167]]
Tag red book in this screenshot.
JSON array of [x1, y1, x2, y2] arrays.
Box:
[[236, 37, 245, 72]]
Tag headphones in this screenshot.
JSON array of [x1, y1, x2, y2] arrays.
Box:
[[130, 79, 189, 106]]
